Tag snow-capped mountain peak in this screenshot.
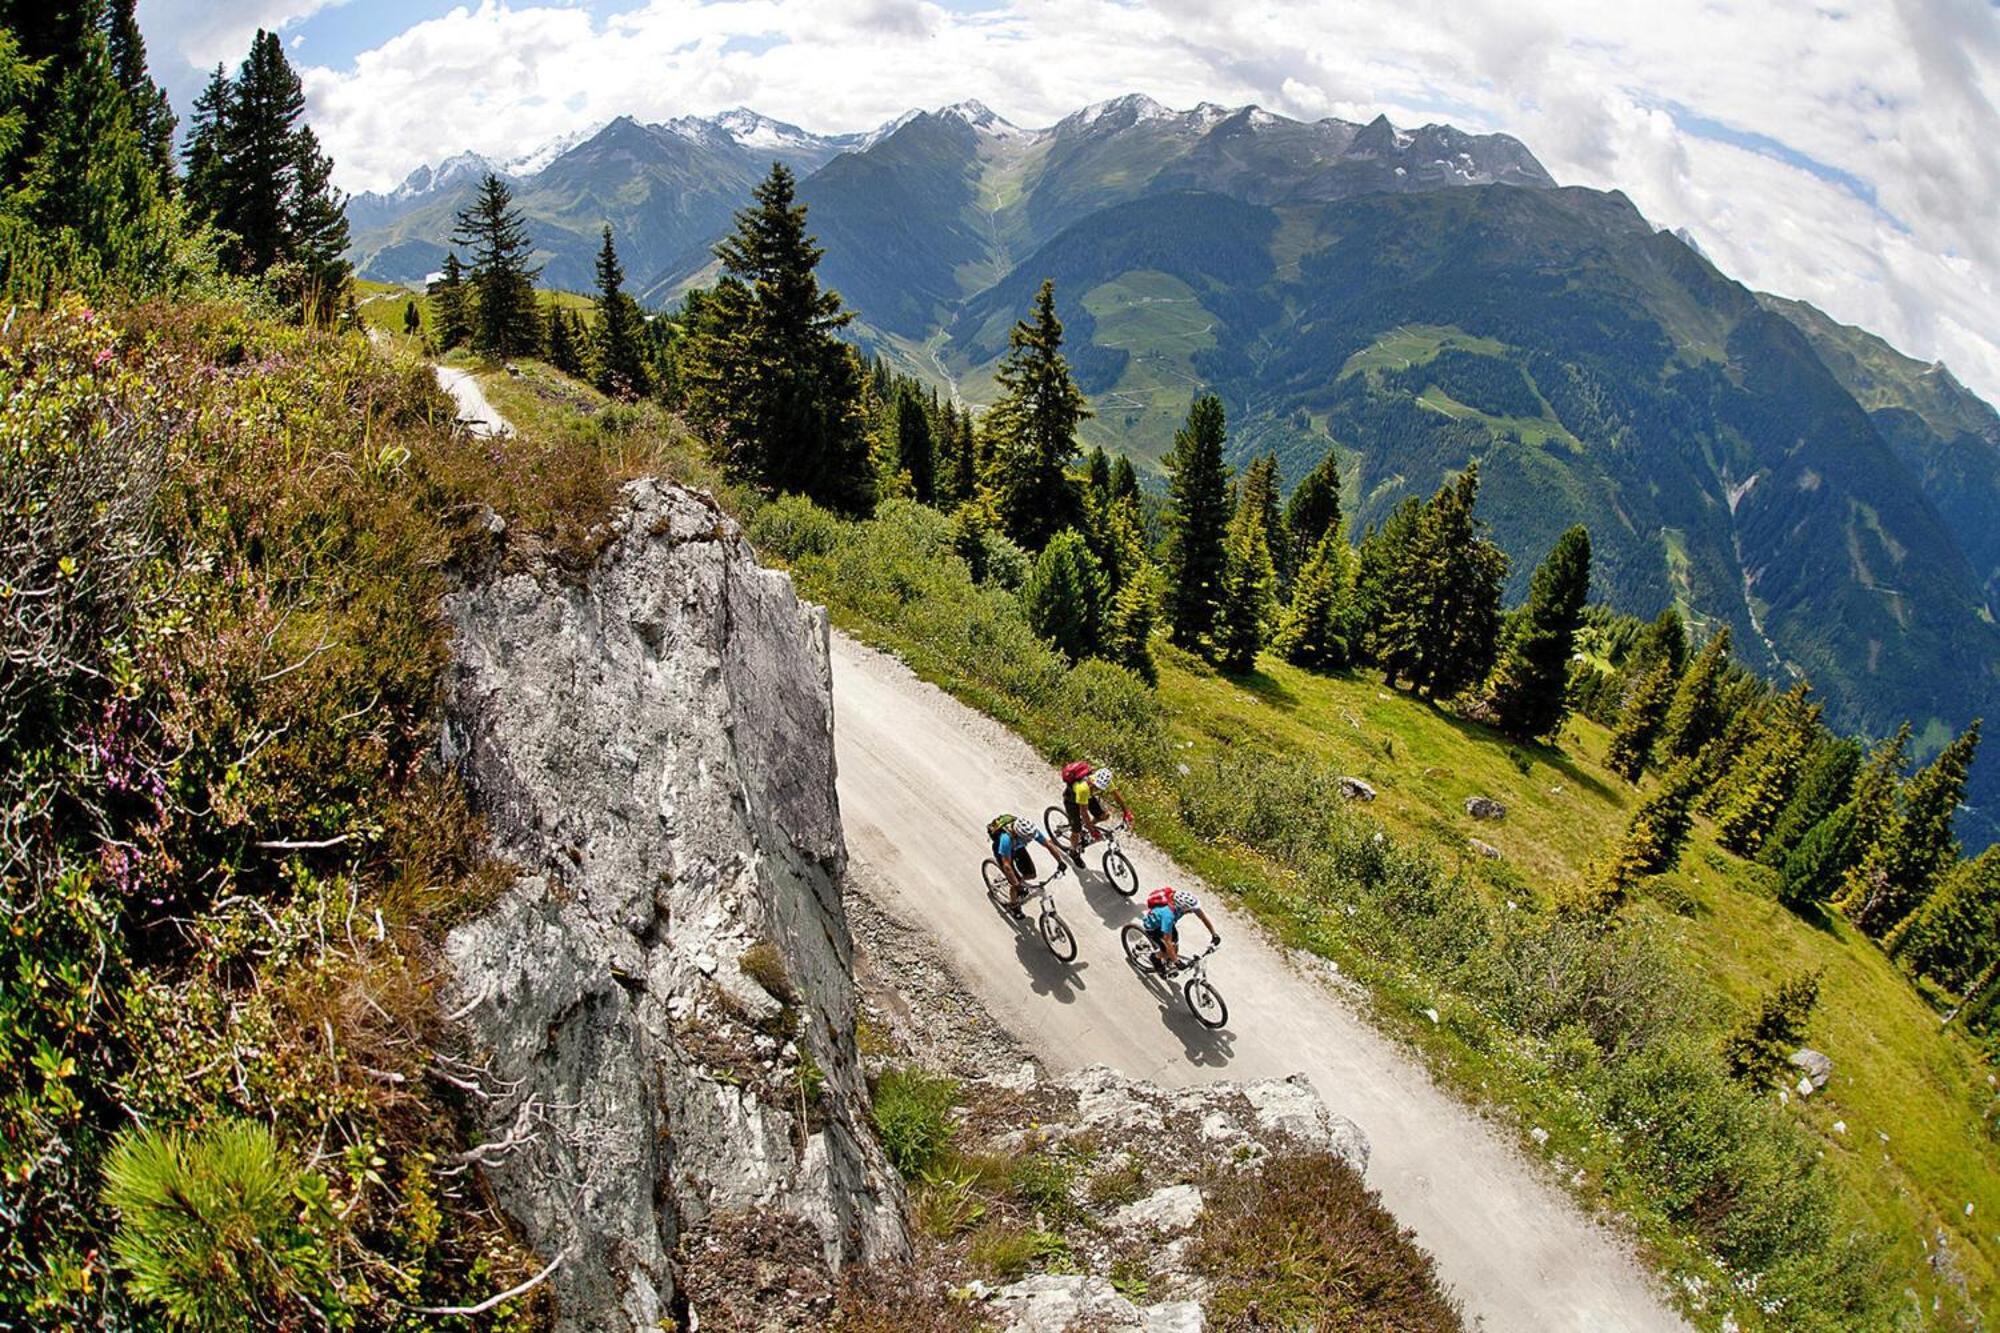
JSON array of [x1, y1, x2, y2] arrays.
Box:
[[938, 98, 1029, 139]]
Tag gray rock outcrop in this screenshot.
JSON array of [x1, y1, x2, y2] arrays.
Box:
[[1338, 775, 1378, 802], [1464, 795, 1507, 820], [441, 479, 906, 1329], [1790, 1048, 1833, 1091]]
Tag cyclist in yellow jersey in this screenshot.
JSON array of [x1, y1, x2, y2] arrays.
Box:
[[1062, 764, 1133, 859]]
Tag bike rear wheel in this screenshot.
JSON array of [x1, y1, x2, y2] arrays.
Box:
[[981, 859, 1009, 910], [1103, 847, 1139, 897], [1039, 910, 1077, 962], [1042, 805, 1071, 849], [1121, 924, 1153, 969], [1184, 977, 1228, 1029]]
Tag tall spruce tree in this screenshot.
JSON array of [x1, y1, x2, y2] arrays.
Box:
[[181, 64, 230, 214], [1714, 682, 1823, 856], [1216, 498, 1277, 674], [402, 299, 420, 339], [986, 280, 1088, 549], [1782, 725, 1908, 908], [1845, 721, 1981, 937], [1284, 449, 1343, 575], [948, 404, 978, 508], [287, 124, 350, 322], [545, 307, 585, 377], [1486, 525, 1592, 739], [433, 252, 472, 350], [1163, 395, 1232, 656], [1658, 626, 1732, 761], [1022, 528, 1106, 662], [893, 382, 937, 506], [1354, 496, 1422, 663], [453, 173, 541, 358], [1275, 532, 1356, 669], [1889, 846, 2000, 993], [1759, 737, 1862, 868], [1239, 454, 1286, 586], [1375, 465, 1508, 699], [1630, 609, 1688, 676], [592, 225, 650, 397], [1110, 454, 1140, 503], [682, 164, 872, 512], [1603, 759, 1702, 899], [1606, 657, 1677, 782], [105, 0, 173, 190]]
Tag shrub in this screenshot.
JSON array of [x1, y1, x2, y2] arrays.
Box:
[[870, 1066, 960, 1179], [102, 1121, 343, 1330], [1722, 970, 1822, 1085], [738, 940, 797, 1007], [1192, 1151, 1462, 1331], [966, 1224, 1071, 1282], [749, 492, 842, 561]]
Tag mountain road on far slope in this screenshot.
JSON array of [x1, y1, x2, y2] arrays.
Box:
[[831, 631, 1690, 1333]]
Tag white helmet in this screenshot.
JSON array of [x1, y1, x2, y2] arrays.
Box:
[[1011, 817, 1036, 840], [1090, 767, 1114, 792]]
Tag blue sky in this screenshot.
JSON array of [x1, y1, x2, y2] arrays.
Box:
[[136, 0, 2000, 403]]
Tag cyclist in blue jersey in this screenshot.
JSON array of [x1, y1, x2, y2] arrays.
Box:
[[1141, 886, 1217, 973], [987, 814, 1054, 917]]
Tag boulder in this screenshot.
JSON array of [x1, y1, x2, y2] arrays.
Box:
[[988, 1275, 1205, 1333], [1338, 775, 1378, 802], [1464, 795, 1507, 820], [1789, 1048, 1833, 1090], [1111, 1184, 1204, 1234], [1468, 837, 1502, 860], [1065, 1066, 1368, 1174], [442, 480, 906, 1329]]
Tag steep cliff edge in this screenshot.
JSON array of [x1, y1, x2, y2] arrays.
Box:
[[439, 478, 906, 1328]]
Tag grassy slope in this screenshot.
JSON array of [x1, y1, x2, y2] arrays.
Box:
[[1150, 646, 2000, 1317]]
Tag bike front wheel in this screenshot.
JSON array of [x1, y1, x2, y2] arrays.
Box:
[[1039, 910, 1077, 962], [1103, 847, 1139, 897], [1184, 977, 1228, 1029]]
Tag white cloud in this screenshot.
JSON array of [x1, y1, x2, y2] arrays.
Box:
[[291, 0, 2000, 402], [145, 0, 347, 73]]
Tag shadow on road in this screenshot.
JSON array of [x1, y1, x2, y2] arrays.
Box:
[[1122, 957, 1237, 1067], [1071, 859, 1144, 928], [1010, 929, 1090, 1002]]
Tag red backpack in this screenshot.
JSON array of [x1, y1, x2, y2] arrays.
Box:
[[1146, 887, 1176, 911], [1061, 760, 1093, 784]]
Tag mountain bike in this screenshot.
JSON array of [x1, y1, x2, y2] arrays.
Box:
[[1120, 924, 1227, 1029], [1042, 806, 1141, 896], [982, 858, 1077, 962]]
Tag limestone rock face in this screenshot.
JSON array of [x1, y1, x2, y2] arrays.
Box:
[[441, 479, 906, 1329]]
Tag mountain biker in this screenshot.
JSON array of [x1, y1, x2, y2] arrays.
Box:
[[1141, 886, 1217, 973], [988, 814, 1052, 917], [1061, 762, 1133, 859]]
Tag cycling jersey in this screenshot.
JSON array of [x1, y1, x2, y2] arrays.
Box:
[[1143, 904, 1178, 938]]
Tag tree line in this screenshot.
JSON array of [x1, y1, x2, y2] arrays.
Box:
[[1, 6, 350, 320]]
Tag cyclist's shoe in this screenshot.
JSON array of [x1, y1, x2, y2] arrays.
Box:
[[1152, 952, 1169, 976], [1008, 901, 1027, 919]]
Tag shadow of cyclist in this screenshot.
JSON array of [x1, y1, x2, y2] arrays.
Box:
[[1010, 927, 1089, 1002]]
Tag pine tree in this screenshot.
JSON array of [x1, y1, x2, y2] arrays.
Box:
[[1714, 681, 1822, 856], [453, 173, 541, 359], [1603, 759, 1702, 898], [1085, 446, 1112, 508], [1759, 737, 1862, 868], [287, 123, 350, 323], [986, 279, 1088, 549], [215, 31, 301, 273], [1658, 626, 1732, 762], [1022, 528, 1106, 662], [1284, 449, 1342, 575], [1486, 525, 1592, 739], [681, 164, 872, 513], [1606, 657, 1676, 782], [105, 0, 173, 191], [1354, 496, 1422, 664], [947, 404, 979, 508], [1845, 721, 1981, 937], [1163, 395, 1232, 656], [545, 307, 586, 377], [1721, 970, 1822, 1085], [1783, 726, 1908, 909], [1110, 454, 1140, 503], [1216, 498, 1277, 674], [1239, 453, 1286, 586], [1104, 566, 1160, 684], [592, 225, 650, 397], [1275, 533, 1356, 669], [181, 64, 230, 217], [433, 252, 472, 351], [1630, 609, 1687, 676], [893, 382, 936, 506], [1890, 847, 2000, 993], [1374, 465, 1508, 699], [402, 299, 420, 339]]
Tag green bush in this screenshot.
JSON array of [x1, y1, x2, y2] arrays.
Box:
[[102, 1121, 344, 1330], [870, 1066, 960, 1179], [749, 492, 842, 561]]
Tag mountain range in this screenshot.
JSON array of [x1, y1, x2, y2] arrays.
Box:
[[348, 96, 2000, 843]]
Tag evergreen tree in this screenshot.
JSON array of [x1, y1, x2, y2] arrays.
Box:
[[1239, 453, 1286, 586], [1759, 737, 1862, 868], [1104, 566, 1160, 684], [681, 164, 872, 513], [1085, 446, 1113, 507], [1275, 533, 1356, 670], [105, 0, 174, 190], [181, 64, 230, 217], [453, 173, 541, 359], [1354, 496, 1422, 664], [212, 33, 297, 270], [1110, 454, 1140, 503], [402, 299, 420, 339], [1714, 682, 1822, 856], [1657, 626, 1732, 762], [286, 123, 350, 323], [1845, 721, 1981, 937], [1603, 759, 1702, 898], [1486, 525, 1592, 739], [1375, 465, 1508, 699], [1630, 609, 1688, 676], [1021, 528, 1106, 661], [1721, 971, 1822, 1085], [545, 307, 586, 377], [1606, 657, 1677, 782], [1890, 847, 2000, 993], [1783, 726, 1908, 909], [893, 382, 937, 506], [433, 252, 472, 351], [1284, 449, 1343, 575], [1216, 498, 1277, 674], [592, 225, 650, 397], [986, 280, 1088, 549], [1163, 395, 1232, 656]]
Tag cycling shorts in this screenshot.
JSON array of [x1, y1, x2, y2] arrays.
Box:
[[994, 832, 1036, 879]]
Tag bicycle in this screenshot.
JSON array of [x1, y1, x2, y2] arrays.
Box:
[[981, 857, 1077, 962], [1119, 924, 1227, 1029], [1042, 806, 1141, 897]]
